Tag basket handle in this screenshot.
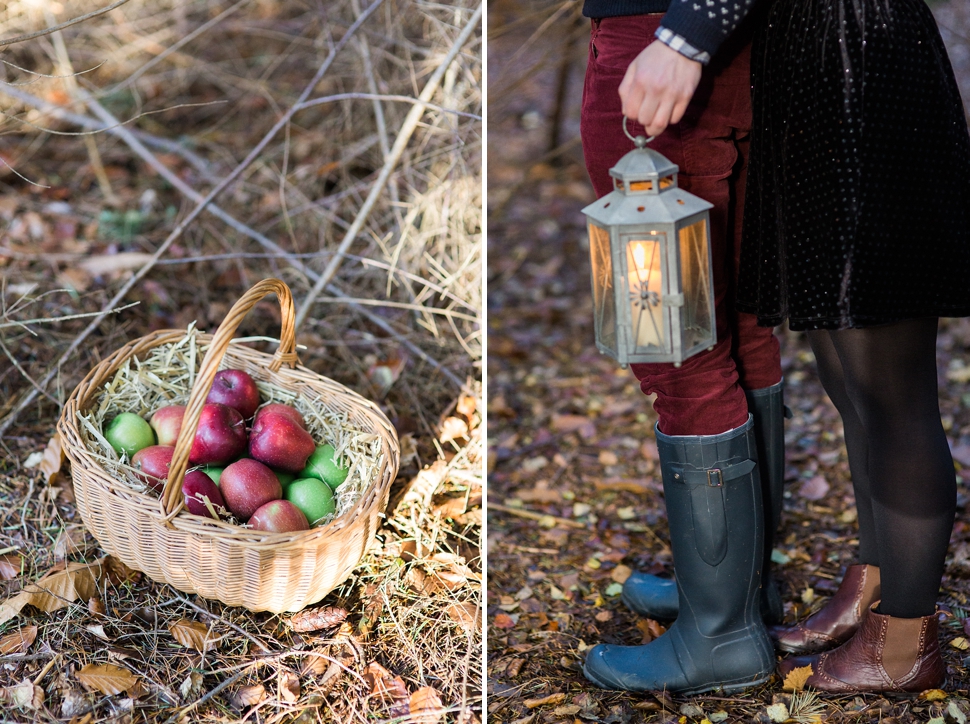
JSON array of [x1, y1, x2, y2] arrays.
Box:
[[161, 278, 300, 517]]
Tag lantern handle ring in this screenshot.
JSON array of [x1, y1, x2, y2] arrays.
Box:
[[623, 116, 654, 148]]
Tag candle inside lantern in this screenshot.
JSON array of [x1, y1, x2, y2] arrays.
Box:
[[627, 239, 664, 349]]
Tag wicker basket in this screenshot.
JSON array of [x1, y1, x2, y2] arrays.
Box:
[[57, 279, 400, 613]]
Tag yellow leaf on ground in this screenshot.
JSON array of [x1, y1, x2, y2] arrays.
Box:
[[949, 636, 970, 651], [0, 558, 104, 625], [76, 663, 139, 696], [920, 689, 948, 701], [410, 686, 445, 724], [169, 619, 215, 652], [524, 692, 566, 709], [0, 626, 37, 655], [782, 664, 814, 692]]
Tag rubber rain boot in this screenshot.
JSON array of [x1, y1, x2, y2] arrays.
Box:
[[583, 415, 775, 693], [621, 381, 789, 625]]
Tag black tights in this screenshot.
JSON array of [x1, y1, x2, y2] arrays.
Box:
[[807, 318, 955, 619]]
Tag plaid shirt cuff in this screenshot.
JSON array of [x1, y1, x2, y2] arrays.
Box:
[[655, 26, 712, 64]]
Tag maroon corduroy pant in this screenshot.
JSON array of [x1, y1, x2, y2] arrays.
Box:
[[580, 14, 781, 435]]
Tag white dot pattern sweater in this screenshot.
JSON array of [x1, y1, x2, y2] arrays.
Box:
[[582, 0, 758, 61]]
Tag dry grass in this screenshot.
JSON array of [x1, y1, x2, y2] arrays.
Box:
[[0, 0, 481, 720]]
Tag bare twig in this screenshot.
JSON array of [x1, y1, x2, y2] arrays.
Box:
[[293, 2, 484, 330], [0, 0, 134, 47], [0, 0, 387, 438]]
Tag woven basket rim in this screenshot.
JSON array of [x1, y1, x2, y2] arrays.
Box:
[[58, 327, 398, 550]]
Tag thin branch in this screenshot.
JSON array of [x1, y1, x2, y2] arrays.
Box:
[[0, 0, 387, 438], [0, 0, 134, 48], [293, 2, 484, 330]]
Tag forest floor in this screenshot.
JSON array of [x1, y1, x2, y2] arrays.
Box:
[[486, 1, 970, 721]]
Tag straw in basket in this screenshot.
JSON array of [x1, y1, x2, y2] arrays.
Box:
[[57, 278, 400, 613]]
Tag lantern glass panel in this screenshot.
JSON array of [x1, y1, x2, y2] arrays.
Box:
[[588, 221, 617, 352], [625, 235, 665, 351], [678, 219, 712, 349]]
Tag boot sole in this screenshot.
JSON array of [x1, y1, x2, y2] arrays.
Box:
[[582, 661, 773, 696]]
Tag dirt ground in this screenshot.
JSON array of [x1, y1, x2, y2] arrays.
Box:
[[487, 1, 970, 722]]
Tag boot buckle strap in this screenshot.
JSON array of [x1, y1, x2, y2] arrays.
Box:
[[671, 459, 756, 486]]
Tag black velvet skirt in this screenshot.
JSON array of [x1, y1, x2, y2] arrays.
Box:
[[737, 0, 970, 330]]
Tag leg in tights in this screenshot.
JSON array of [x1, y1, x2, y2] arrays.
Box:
[[806, 331, 879, 567], [812, 318, 955, 618]]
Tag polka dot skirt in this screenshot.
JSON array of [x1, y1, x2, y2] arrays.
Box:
[[737, 0, 970, 330]]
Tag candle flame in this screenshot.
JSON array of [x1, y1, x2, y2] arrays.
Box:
[[633, 243, 646, 270]]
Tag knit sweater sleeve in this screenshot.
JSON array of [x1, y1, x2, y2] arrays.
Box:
[[659, 0, 758, 59]]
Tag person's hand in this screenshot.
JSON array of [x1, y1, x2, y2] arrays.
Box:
[[619, 40, 703, 137]]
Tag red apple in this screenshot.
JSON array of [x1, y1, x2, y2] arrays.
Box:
[[249, 499, 309, 533], [131, 445, 175, 491], [219, 458, 283, 520], [182, 469, 226, 519], [188, 403, 248, 465], [254, 403, 305, 429], [249, 411, 315, 473], [150, 405, 186, 447], [206, 369, 261, 419]]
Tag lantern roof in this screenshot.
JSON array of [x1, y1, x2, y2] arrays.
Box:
[[581, 185, 712, 227], [608, 146, 679, 184]]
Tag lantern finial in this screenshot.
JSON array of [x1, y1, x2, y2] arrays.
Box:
[[623, 117, 653, 149]]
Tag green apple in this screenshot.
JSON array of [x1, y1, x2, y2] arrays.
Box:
[[284, 477, 336, 526], [105, 413, 156, 457], [201, 465, 226, 486], [298, 444, 348, 490]]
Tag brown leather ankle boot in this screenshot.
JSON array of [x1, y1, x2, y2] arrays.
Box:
[[777, 604, 945, 693], [770, 563, 880, 654]]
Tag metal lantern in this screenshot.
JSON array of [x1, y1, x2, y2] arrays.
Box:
[[582, 122, 716, 366]]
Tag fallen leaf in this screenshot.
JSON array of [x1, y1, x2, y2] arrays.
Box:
[[506, 658, 524, 678], [636, 618, 666, 644], [524, 692, 566, 709], [169, 619, 215, 652], [230, 684, 266, 710], [604, 582, 623, 597], [551, 414, 595, 440], [766, 702, 790, 723], [37, 434, 64, 484], [287, 606, 348, 632], [598, 450, 619, 466], [0, 558, 104, 625], [950, 636, 970, 650], [920, 689, 949, 701], [446, 602, 480, 633], [410, 686, 445, 724], [594, 611, 612, 622], [363, 662, 409, 716], [0, 626, 37, 655], [0, 553, 21, 580], [611, 564, 632, 584], [88, 597, 105, 616], [493, 613, 516, 630], [76, 663, 139, 696], [278, 671, 300, 703], [782, 664, 813, 692], [179, 671, 203, 702], [798, 475, 830, 501], [78, 252, 154, 275], [103, 556, 141, 585], [552, 704, 582, 717], [440, 416, 469, 443], [0, 679, 44, 709]]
